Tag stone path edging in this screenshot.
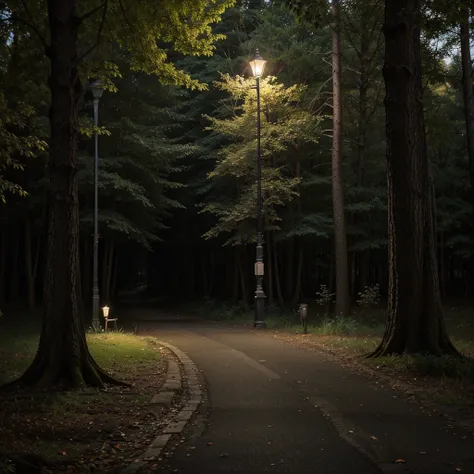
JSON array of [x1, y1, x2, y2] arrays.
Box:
[[121, 342, 202, 474]]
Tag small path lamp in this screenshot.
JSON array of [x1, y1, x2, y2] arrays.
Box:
[[249, 49, 267, 329], [102, 305, 118, 331], [90, 79, 104, 331]]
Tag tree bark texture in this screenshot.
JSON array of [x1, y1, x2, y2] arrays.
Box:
[[25, 219, 36, 309], [0, 230, 5, 304], [460, 3, 474, 228], [332, 0, 350, 317], [266, 232, 274, 306], [9, 0, 124, 389], [370, 0, 458, 357]]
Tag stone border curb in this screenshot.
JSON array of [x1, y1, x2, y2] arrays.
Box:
[[121, 342, 202, 474]]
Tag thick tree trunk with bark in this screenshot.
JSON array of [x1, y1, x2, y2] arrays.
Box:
[[10, 223, 20, 301], [8, 0, 123, 389], [332, 0, 350, 317], [25, 219, 36, 309], [370, 0, 458, 357], [0, 230, 5, 304], [111, 248, 119, 297], [460, 3, 474, 227], [273, 240, 284, 308], [266, 232, 274, 306]]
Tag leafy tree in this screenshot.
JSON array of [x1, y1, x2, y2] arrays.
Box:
[[1, 0, 235, 389], [201, 74, 322, 244], [78, 68, 194, 301]]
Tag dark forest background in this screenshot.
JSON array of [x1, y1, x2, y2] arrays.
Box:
[[1, 0, 473, 321]]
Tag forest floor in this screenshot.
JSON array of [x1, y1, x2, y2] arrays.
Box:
[[199, 302, 474, 414], [0, 320, 173, 473]]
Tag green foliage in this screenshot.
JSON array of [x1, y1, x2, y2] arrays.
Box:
[[78, 69, 193, 247], [317, 315, 359, 336], [201, 74, 323, 245], [315, 284, 334, 306], [0, 26, 48, 203], [356, 284, 380, 308], [284, 0, 330, 28], [0, 455, 14, 474]]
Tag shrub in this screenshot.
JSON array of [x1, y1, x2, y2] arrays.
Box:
[[356, 284, 380, 308]]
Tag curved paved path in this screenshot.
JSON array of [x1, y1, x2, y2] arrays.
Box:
[[139, 318, 473, 474]]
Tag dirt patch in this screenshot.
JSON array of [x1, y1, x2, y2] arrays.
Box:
[[0, 344, 174, 473]]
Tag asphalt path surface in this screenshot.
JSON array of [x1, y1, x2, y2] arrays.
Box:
[[137, 317, 474, 474]]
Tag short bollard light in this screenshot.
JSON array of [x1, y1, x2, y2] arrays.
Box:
[[299, 303, 308, 334]]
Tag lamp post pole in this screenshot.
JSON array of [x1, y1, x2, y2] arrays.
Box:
[[250, 49, 267, 329], [90, 80, 103, 331]]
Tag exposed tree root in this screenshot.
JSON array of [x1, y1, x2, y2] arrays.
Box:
[[2, 350, 129, 391], [366, 336, 463, 359]]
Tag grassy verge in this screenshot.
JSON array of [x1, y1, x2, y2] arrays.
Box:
[[0, 324, 166, 472]]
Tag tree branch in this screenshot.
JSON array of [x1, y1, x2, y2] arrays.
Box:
[[1, 14, 48, 51], [77, 0, 108, 64], [78, 1, 107, 23]]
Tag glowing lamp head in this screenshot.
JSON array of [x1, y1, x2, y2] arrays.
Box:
[[102, 306, 110, 319], [249, 49, 267, 78]]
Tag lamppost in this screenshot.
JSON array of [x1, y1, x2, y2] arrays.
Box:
[[90, 79, 104, 331], [249, 49, 267, 329]]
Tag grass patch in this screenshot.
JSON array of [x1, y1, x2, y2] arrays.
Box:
[[0, 326, 160, 385], [0, 322, 166, 471]]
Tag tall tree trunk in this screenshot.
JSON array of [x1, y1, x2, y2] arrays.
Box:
[[10, 0, 122, 389], [10, 224, 20, 302], [237, 248, 249, 306], [285, 239, 295, 300], [201, 250, 209, 297], [370, 0, 458, 357], [460, 4, 474, 227], [102, 241, 114, 302], [82, 237, 91, 307], [332, 0, 350, 317], [439, 231, 446, 298], [266, 232, 274, 306], [292, 247, 304, 307], [273, 240, 284, 308], [25, 219, 36, 309], [0, 230, 5, 305], [233, 249, 239, 301], [208, 252, 215, 297], [111, 247, 119, 298], [359, 251, 369, 292]]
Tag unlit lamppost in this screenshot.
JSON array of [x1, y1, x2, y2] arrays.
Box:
[[90, 79, 104, 330], [249, 49, 267, 329]]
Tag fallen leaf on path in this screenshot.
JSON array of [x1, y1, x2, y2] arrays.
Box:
[[207, 442, 213, 446], [369, 436, 378, 441], [395, 459, 406, 464], [419, 452, 426, 455], [456, 468, 463, 472]]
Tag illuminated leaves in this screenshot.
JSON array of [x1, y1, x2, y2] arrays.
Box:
[[201, 74, 322, 244]]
